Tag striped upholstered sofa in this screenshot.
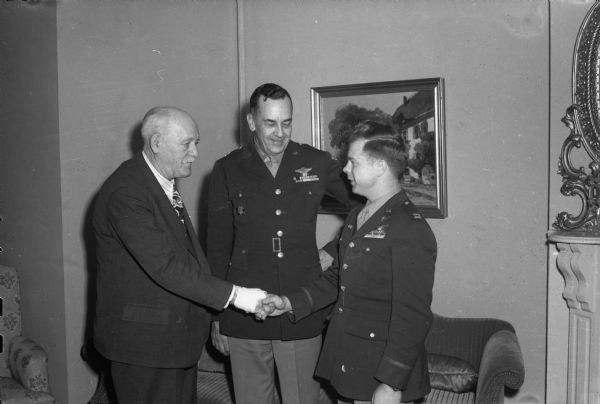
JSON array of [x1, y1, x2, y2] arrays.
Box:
[[86, 314, 524, 404]]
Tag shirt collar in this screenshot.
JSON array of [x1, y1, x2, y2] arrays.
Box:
[[143, 151, 174, 200], [253, 136, 284, 166], [364, 188, 401, 216]]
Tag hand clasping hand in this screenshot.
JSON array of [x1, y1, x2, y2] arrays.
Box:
[[232, 286, 267, 316], [260, 294, 292, 317], [253, 294, 279, 321]]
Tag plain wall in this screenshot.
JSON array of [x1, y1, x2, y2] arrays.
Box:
[[241, 0, 549, 402], [0, 1, 68, 401]]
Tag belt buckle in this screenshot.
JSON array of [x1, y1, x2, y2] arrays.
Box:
[[272, 237, 281, 253]]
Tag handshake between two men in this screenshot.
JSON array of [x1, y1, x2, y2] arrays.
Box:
[[230, 286, 291, 320], [232, 248, 334, 317]]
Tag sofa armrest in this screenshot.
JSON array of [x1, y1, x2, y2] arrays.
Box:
[[475, 330, 525, 404], [8, 336, 51, 392]]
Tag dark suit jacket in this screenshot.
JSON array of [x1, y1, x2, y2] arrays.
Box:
[[207, 140, 353, 340], [92, 153, 233, 368], [288, 191, 437, 402]]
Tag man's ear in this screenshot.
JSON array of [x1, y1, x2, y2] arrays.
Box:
[[376, 159, 388, 176], [149, 133, 161, 153], [246, 113, 256, 132]]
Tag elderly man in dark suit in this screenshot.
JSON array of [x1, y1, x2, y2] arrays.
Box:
[[263, 121, 437, 404], [92, 106, 267, 404], [207, 83, 355, 404]]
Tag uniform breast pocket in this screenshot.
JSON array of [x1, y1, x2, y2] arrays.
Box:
[[357, 239, 388, 257], [295, 185, 322, 219]]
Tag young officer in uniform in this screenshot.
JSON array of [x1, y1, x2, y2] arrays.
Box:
[[207, 83, 354, 404], [262, 120, 437, 404]]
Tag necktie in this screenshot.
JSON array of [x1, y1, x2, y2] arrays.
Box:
[[172, 188, 186, 226], [357, 206, 371, 229], [263, 155, 281, 177]]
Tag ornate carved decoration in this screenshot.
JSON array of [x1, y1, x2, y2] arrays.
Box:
[[555, 1, 600, 232], [554, 241, 597, 312]]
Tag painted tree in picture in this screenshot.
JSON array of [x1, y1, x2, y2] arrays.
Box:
[[327, 104, 392, 166], [326, 92, 437, 206]]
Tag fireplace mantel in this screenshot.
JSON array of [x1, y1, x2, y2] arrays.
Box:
[[547, 231, 600, 404]]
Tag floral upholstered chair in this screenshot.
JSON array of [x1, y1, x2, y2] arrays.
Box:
[[0, 265, 55, 404]]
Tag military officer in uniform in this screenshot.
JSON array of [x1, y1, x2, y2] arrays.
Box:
[[263, 120, 437, 403], [207, 83, 354, 404]]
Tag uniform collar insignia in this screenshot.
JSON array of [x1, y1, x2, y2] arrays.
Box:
[[380, 209, 393, 222]]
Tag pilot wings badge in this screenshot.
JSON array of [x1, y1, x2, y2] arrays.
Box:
[[293, 166, 319, 183], [364, 225, 387, 239]]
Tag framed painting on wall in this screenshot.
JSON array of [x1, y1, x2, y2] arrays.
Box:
[[311, 78, 447, 218]]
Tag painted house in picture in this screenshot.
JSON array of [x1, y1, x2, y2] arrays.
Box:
[[392, 90, 438, 205], [321, 80, 442, 213]]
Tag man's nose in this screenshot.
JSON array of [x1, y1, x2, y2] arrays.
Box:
[[189, 142, 199, 157], [274, 124, 285, 138]]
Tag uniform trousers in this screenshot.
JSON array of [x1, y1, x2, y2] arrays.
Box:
[[228, 335, 322, 404], [110, 361, 197, 404]]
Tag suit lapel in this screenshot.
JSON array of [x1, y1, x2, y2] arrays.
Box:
[[134, 153, 196, 255], [180, 205, 201, 255]]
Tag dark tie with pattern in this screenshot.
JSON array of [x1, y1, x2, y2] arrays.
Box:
[[172, 188, 186, 226]]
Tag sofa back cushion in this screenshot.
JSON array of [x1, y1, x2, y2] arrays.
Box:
[[0, 265, 22, 377], [427, 353, 478, 393]]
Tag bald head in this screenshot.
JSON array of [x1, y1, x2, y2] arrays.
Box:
[[141, 107, 196, 146], [141, 106, 199, 180]]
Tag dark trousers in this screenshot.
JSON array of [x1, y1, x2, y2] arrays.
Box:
[[110, 361, 197, 404]]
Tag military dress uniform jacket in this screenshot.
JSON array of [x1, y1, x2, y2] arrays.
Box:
[[287, 191, 437, 402], [93, 153, 233, 368], [207, 140, 352, 340]]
